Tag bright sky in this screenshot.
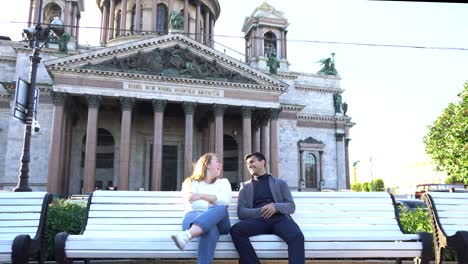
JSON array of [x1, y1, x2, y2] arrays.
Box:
[[1, 0, 467, 189]]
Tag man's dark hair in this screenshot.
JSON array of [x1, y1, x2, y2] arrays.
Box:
[[244, 152, 266, 162]]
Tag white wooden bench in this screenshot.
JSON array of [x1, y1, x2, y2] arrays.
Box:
[[55, 190, 432, 264], [423, 192, 468, 264], [0, 192, 52, 264]]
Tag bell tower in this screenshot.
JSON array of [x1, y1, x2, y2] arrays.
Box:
[[28, 0, 83, 44], [242, 1, 289, 72]]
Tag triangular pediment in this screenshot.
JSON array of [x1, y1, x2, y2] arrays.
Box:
[[44, 34, 288, 90]]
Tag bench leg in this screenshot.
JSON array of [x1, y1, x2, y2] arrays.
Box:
[[435, 246, 444, 264], [12, 234, 31, 264], [55, 232, 73, 264]]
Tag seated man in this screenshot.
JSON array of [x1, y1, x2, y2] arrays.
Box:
[[230, 152, 305, 264]]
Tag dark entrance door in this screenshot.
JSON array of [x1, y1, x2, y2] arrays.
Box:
[[149, 144, 178, 191]]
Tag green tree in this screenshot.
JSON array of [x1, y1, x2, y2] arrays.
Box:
[[351, 182, 363, 192], [424, 82, 468, 184]]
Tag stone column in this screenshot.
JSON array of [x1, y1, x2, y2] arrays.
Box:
[[260, 116, 270, 172], [63, 111, 73, 196], [208, 117, 215, 152], [83, 95, 101, 193], [64, 1, 72, 35], [298, 150, 304, 191], [204, 11, 210, 44], [269, 108, 280, 176], [281, 31, 286, 59], [345, 138, 351, 189], [121, 0, 127, 35], [242, 107, 253, 181], [284, 30, 288, 59], [209, 16, 215, 47], [100, 4, 106, 43], [319, 151, 324, 191], [195, 3, 201, 42], [75, 16, 81, 42], [73, 5, 79, 37], [119, 97, 134, 190], [335, 133, 345, 190], [151, 0, 157, 32], [58, 110, 68, 194], [252, 28, 257, 58], [152, 100, 166, 191], [213, 104, 226, 163], [136, 0, 142, 32], [183, 0, 189, 33], [108, 0, 116, 39], [252, 125, 260, 153], [47, 92, 66, 194], [102, 4, 109, 41], [183, 102, 196, 177]]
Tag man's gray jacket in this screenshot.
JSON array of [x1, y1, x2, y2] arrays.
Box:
[[237, 175, 296, 220]]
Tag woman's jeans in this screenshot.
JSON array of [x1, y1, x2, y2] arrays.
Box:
[[182, 204, 231, 264]]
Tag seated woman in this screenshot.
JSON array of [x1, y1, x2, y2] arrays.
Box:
[[171, 153, 232, 264]]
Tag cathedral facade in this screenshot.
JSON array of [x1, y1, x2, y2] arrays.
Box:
[[0, 0, 353, 195]]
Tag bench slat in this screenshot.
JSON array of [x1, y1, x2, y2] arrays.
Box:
[[65, 241, 422, 251], [0, 198, 47, 206], [0, 213, 41, 220], [0, 220, 40, 227], [0, 192, 48, 199], [0, 206, 43, 213]]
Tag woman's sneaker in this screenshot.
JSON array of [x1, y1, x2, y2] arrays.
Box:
[[171, 230, 191, 250]]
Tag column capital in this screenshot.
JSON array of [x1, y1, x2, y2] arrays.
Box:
[[241, 106, 254, 118], [120, 97, 135, 111], [86, 95, 102, 108], [183, 102, 197, 115], [269, 108, 281, 120], [152, 100, 167, 112], [213, 104, 227, 116], [51, 92, 66, 106]]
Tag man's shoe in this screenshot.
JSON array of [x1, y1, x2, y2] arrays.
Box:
[[171, 230, 191, 250]]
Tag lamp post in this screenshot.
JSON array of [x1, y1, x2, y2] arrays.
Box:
[[13, 0, 64, 192]]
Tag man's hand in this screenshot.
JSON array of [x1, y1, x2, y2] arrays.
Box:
[[187, 193, 201, 203], [261, 203, 277, 218]]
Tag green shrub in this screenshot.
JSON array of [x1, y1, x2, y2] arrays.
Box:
[[398, 208, 432, 234], [45, 199, 87, 260], [351, 183, 362, 192], [374, 178, 385, 191], [362, 182, 370, 192]]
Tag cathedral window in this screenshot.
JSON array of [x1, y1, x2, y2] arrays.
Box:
[[304, 153, 317, 188], [43, 3, 62, 24], [298, 137, 325, 190], [130, 4, 143, 34], [264, 31, 277, 58], [156, 4, 168, 34]]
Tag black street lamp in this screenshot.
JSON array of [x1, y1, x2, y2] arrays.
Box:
[[13, 0, 64, 192]]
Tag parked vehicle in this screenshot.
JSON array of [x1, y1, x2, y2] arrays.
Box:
[[396, 199, 427, 212], [414, 183, 466, 199]]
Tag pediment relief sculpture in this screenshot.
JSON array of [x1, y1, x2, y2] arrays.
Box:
[[83, 45, 257, 84]]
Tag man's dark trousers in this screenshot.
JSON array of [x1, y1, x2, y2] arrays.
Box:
[[230, 214, 305, 264]]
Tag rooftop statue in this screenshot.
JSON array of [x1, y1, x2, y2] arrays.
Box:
[[317, 53, 339, 76], [170, 11, 184, 30], [58, 32, 71, 53], [267, 53, 279, 74]]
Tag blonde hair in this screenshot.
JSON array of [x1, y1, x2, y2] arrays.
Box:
[[187, 153, 218, 182]]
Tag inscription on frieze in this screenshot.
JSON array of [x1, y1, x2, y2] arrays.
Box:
[[124, 82, 224, 97]]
